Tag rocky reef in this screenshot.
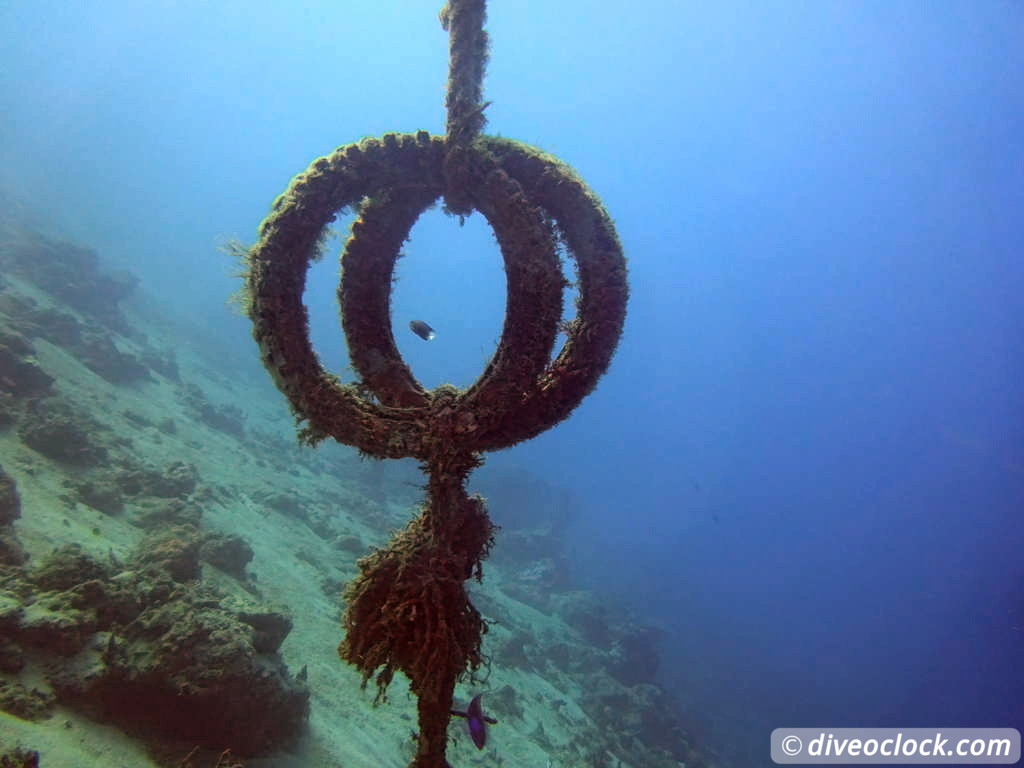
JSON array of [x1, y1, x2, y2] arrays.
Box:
[[0, 509, 308, 756]]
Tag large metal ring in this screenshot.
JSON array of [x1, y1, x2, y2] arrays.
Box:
[[245, 131, 627, 459]]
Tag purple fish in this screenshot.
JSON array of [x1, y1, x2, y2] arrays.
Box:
[[450, 693, 498, 749]]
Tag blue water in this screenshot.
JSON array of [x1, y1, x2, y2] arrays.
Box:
[[3, 0, 1023, 764]]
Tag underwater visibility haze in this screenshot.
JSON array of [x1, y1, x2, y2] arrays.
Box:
[[1, 1, 1023, 767]]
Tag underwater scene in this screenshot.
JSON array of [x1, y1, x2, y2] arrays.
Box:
[[1, 1, 1022, 767]]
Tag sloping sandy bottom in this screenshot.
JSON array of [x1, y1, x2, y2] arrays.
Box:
[[0, 227, 710, 768]]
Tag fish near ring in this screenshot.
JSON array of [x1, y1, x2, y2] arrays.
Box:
[[409, 320, 435, 341], [450, 693, 497, 749]]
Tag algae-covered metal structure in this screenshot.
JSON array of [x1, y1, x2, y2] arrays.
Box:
[[241, 2, 628, 765]]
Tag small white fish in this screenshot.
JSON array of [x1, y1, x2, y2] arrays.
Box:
[[409, 320, 435, 341]]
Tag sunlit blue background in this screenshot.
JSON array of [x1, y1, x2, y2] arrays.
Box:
[[3, 1, 1023, 764]]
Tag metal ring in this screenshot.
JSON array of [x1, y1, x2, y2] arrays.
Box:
[[245, 132, 627, 458]]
